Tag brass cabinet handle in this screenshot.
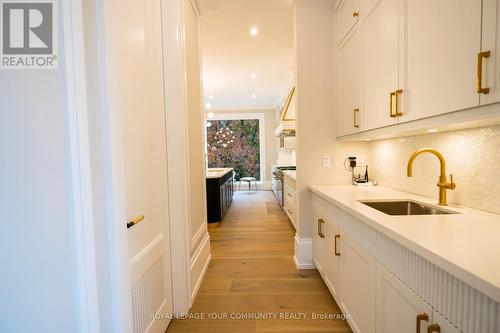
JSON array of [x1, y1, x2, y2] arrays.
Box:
[[477, 50, 490, 94], [318, 219, 325, 238], [334, 234, 341, 256], [352, 11, 359, 17], [395, 89, 403, 116], [416, 313, 429, 333], [127, 215, 145, 229], [427, 324, 440, 333], [389, 91, 396, 117], [353, 108, 360, 128], [390, 90, 403, 117]]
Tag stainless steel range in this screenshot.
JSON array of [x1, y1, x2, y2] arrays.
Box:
[[271, 165, 296, 208]]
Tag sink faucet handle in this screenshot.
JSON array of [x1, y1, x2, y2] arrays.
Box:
[[449, 174, 456, 190]]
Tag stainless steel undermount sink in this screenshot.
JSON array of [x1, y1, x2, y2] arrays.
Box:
[[359, 200, 459, 216]]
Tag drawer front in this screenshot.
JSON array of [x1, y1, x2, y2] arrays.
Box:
[[338, 208, 377, 256], [283, 176, 296, 193], [284, 183, 295, 204], [311, 193, 338, 231]]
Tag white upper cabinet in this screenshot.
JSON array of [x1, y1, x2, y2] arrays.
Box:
[[335, 0, 360, 46], [361, 0, 399, 130], [481, 0, 500, 104], [335, 0, 500, 138], [400, 0, 481, 122], [336, 26, 362, 136]]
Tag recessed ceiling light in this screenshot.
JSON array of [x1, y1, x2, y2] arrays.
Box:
[[208, 95, 214, 100], [427, 129, 437, 133], [251, 94, 256, 99], [207, 112, 214, 119], [251, 73, 257, 79], [205, 103, 212, 109], [365, 138, 371, 141], [250, 26, 258, 37]]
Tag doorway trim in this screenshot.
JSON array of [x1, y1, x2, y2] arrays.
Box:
[[61, 0, 100, 332], [62, 0, 194, 332], [207, 112, 267, 184]]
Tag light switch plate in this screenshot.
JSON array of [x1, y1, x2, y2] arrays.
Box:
[[322, 155, 332, 168]]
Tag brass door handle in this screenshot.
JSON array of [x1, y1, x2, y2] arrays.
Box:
[[353, 108, 360, 128], [127, 215, 145, 229], [427, 324, 440, 333], [318, 219, 325, 238], [334, 234, 341, 256], [416, 313, 429, 333], [477, 50, 490, 94]]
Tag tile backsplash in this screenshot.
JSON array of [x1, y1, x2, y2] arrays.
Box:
[[369, 125, 500, 215]]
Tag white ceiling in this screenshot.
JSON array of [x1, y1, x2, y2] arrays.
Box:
[[198, 0, 295, 110]]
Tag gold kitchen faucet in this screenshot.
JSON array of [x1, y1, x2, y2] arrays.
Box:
[[407, 148, 456, 206]]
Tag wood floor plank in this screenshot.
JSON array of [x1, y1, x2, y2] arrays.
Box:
[[166, 191, 351, 333]]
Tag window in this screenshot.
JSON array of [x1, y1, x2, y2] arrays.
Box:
[[207, 119, 261, 181]]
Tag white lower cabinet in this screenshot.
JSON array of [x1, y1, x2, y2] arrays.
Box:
[[338, 232, 376, 333], [377, 263, 433, 333], [311, 193, 471, 333]]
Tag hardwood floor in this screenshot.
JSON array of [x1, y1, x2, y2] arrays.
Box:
[[167, 191, 351, 333]]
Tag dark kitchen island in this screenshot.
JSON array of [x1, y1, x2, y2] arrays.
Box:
[[206, 168, 234, 228]]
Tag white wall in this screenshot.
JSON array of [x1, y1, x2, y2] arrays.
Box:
[[0, 2, 80, 331], [208, 108, 277, 188], [294, 0, 369, 265]]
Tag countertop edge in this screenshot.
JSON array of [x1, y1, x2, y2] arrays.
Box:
[[308, 184, 500, 304], [206, 168, 233, 179]]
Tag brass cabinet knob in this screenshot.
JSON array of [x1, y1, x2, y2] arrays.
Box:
[[353, 11, 359, 17]]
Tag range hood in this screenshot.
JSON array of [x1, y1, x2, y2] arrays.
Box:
[[275, 86, 296, 137]]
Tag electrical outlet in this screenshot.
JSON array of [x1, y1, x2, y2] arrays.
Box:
[[322, 155, 332, 168]]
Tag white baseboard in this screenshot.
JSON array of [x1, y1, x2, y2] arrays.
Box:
[[293, 234, 315, 269], [189, 232, 211, 303]]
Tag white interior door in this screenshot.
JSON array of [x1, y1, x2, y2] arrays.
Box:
[[112, 0, 173, 332]]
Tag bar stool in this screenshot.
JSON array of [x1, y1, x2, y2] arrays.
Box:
[[239, 177, 257, 191]]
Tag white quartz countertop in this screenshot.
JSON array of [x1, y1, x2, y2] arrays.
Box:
[[283, 170, 296, 181], [206, 168, 233, 179], [308, 184, 500, 303]]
